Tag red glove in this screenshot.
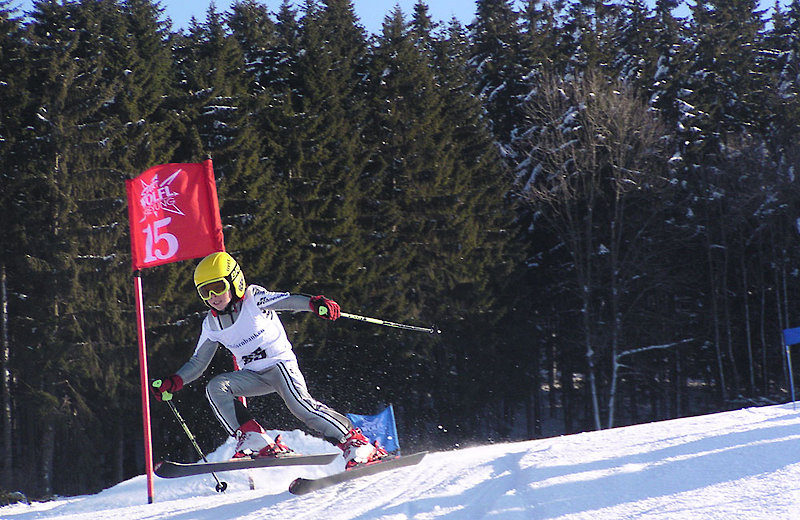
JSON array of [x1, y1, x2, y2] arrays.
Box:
[[309, 295, 340, 320], [151, 375, 183, 401]]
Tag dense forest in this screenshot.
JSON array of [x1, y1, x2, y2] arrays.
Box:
[[2, 0, 800, 500]]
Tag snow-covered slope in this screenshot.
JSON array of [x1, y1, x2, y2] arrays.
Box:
[[5, 403, 800, 519]]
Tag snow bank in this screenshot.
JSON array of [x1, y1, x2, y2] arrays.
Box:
[[5, 405, 800, 519]]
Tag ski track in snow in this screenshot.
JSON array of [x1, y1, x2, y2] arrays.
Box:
[[4, 404, 800, 519]]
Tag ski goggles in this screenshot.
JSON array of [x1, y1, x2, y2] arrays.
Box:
[[197, 278, 230, 300]]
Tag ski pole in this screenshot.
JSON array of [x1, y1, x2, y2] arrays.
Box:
[[153, 381, 228, 493], [340, 311, 441, 334]]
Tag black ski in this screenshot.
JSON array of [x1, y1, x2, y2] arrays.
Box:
[[155, 452, 339, 478], [288, 451, 427, 495]]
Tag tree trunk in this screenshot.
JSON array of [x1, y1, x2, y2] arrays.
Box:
[[630, 376, 639, 424], [529, 346, 542, 438], [782, 259, 793, 397], [1, 264, 12, 487], [722, 252, 740, 395], [774, 252, 788, 391], [562, 368, 574, 434], [741, 254, 755, 396], [581, 252, 602, 430], [707, 237, 728, 402], [650, 385, 659, 420], [548, 344, 557, 418], [114, 418, 124, 484], [608, 355, 620, 429], [582, 207, 601, 431], [674, 350, 683, 416], [41, 420, 56, 496], [583, 304, 602, 431], [760, 273, 768, 395], [607, 191, 624, 429]]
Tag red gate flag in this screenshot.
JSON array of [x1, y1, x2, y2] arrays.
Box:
[[126, 159, 224, 270], [126, 159, 224, 501]]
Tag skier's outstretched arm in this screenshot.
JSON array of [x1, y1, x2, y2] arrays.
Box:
[[263, 293, 340, 320]]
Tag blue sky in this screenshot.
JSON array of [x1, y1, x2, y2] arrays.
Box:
[[12, 1, 479, 34], [12, 1, 790, 35], [163, 1, 478, 34]]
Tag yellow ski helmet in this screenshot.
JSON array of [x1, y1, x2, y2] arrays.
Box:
[[194, 252, 246, 303]]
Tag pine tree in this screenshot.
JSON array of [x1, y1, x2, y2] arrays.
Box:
[[227, 0, 277, 71], [673, 0, 771, 402], [111, 0, 177, 172], [171, 4, 252, 165], [87, 0, 180, 484], [283, 0, 371, 299], [226, 0, 309, 302], [10, 0, 144, 495], [0, 0, 29, 246], [256, 0, 302, 191], [610, 0, 656, 86], [681, 0, 768, 155], [764, 0, 800, 156], [648, 0, 688, 125], [0, 0, 30, 490], [520, 0, 566, 76], [361, 5, 454, 426], [558, 0, 617, 76], [436, 18, 522, 442], [358, 6, 518, 444], [469, 0, 525, 146]]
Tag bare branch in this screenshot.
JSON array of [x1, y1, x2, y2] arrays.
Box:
[[617, 338, 695, 361]]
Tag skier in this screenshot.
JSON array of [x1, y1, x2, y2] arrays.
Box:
[[151, 251, 387, 469]]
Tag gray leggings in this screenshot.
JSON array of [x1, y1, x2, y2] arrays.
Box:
[[205, 360, 352, 444]]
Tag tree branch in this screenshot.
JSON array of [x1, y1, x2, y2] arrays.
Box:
[[617, 338, 694, 361]]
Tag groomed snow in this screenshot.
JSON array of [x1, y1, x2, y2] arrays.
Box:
[[5, 403, 800, 519]]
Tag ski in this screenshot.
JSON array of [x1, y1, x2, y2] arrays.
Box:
[[288, 451, 427, 495], [155, 452, 339, 479]]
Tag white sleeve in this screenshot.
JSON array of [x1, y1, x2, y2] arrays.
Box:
[[265, 294, 313, 312], [175, 321, 218, 384], [250, 285, 306, 311]]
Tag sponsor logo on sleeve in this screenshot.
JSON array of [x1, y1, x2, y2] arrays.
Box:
[[257, 293, 286, 307]]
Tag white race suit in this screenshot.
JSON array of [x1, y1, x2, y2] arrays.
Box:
[[174, 285, 353, 443]]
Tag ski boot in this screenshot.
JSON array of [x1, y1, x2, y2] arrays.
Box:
[[233, 419, 293, 459], [338, 428, 390, 470]]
